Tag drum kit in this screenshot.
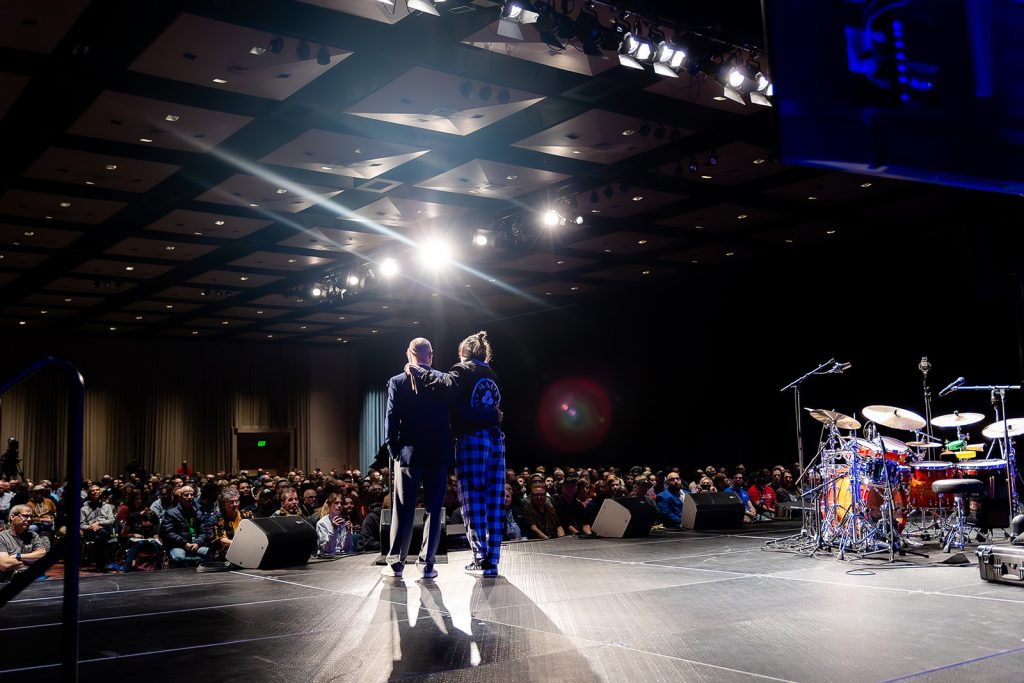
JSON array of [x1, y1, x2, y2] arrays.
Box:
[[801, 404, 1024, 560]]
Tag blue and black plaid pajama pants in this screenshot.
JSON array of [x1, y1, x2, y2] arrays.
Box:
[[455, 426, 506, 566]]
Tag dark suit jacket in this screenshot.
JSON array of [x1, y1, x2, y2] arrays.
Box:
[[385, 369, 453, 468]]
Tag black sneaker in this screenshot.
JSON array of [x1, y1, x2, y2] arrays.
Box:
[[466, 560, 497, 576]]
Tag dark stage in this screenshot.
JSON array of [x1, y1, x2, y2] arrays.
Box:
[[3, 523, 1024, 682]]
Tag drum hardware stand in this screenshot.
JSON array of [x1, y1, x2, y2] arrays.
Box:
[[857, 428, 927, 561], [949, 382, 1022, 517], [780, 359, 843, 541], [919, 357, 934, 459]]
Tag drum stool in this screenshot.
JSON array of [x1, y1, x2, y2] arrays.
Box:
[[932, 479, 986, 552]]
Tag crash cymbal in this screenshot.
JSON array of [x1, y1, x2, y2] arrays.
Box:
[[931, 411, 986, 428], [906, 441, 942, 448], [982, 418, 1024, 440], [806, 408, 862, 430], [862, 405, 927, 431]]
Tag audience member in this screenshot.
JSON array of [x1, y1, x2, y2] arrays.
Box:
[[0, 505, 48, 581], [123, 507, 163, 571], [272, 488, 301, 517], [209, 486, 252, 560], [159, 485, 211, 565], [522, 483, 564, 540], [656, 472, 685, 528], [316, 493, 356, 556], [80, 484, 117, 570], [27, 485, 56, 535]]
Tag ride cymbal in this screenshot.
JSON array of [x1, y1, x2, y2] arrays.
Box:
[[982, 418, 1024, 440], [806, 408, 862, 430], [931, 411, 986, 428], [862, 405, 927, 431]]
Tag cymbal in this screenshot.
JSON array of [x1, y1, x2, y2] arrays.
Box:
[[806, 408, 862, 430], [906, 441, 942, 448], [967, 444, 985, 451], [931, 411, 986, 428], [862, 405, 927, 431], [982, 418, 1024, 440]]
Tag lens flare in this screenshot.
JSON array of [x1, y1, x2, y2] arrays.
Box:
[[537, 378, 612, 453]]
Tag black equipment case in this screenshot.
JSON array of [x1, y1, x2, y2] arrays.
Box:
[[976, 544, 1024, 586]]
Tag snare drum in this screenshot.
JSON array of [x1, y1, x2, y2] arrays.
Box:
[[908, 461, 956, 508], [853, 437, 911, 464]]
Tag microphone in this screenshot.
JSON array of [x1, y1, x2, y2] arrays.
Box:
[[830, 361, 852, 374], [938, 377, 964, 397], [918, 356, 931, 374]]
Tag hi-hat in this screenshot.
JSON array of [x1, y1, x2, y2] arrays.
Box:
[[806, 408, 861, 430], [862, 405, 927, 431], [931, 411, 986, 428], [982, 418, 1024, 440]]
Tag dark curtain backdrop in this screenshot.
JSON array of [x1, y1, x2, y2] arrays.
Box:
[[0, 337, 358, 481]]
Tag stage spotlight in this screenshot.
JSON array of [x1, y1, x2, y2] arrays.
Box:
[[534, 4, 572, 50], [618, 33, 651, 70], [408, 0, 441, 16], [458, 80, 473, 98], [573, 215, 584, 225], [420, 239, 453, 268], [346, 274, 360, 287], [688, 157, 699, 173], [497, 1, 539, 41], [653, 41, 686, 77], [474, 233, 489, 247], [750, 72, 773, 106], [316, 45, 331, 65], [296, 41, 311, 60], [573, 5, 605, 56], [542, 209, 561, 227], [478, 84, 493, 101], [268, 35, 284, 54], [380, 258, 400, 277], [496, 87, 510, 104], [311, 284, 324, 297]]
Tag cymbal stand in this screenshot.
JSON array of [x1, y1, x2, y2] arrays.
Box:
[[780, 359, 840, 541], [951, 383, 1022, 517]]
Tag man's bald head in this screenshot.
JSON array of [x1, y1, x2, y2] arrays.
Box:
[[408, 337, 433, 365]]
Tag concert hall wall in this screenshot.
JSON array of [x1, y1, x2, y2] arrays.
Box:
[[0, 338, 360, 480]]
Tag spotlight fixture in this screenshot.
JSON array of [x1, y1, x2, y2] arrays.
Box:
[[420, 239, 453, 269], [458, 80, 473, 98], [708, 151, 718, 166], [496, 87, 511, 104], [618, 32, 654, 70], [408, 0, 441, 16], [379, 258, 400, 277], [749, 71, 773, 106], [542, 209, 561, 227], [497, 1, 539, 41], [688, 157, 699, 173], [295, 41, 311, 61], [653, 41, 686, 77], [268, 35, 284, 54], [474, 232, 489, 247], [478, 84, 493, 101], [316, 45, 331, 66], [311, 284, 324, 297], [573, 4, 605, 56]]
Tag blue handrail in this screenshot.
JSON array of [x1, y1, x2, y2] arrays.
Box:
[[0, 356, 84, 682]]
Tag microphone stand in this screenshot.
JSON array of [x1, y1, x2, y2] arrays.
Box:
[[780, 359, 838, 543], [919, 358, 933, 461], [949, 383, 1022, 520]]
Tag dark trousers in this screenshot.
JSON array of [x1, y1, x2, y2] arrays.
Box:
[[82, 527, 111, 566], [386, 461, 447, 567]]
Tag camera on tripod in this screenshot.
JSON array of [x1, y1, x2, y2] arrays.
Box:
[[0, 436, 21, 478]]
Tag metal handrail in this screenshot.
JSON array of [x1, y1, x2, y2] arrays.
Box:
[[0, 356, 84, 682]]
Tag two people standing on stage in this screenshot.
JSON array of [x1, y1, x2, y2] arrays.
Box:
[[383, 332, 506, 579]]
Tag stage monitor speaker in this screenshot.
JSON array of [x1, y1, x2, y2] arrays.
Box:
[[226, 517, 316, 569], [380, 507, 448, 556], [681, 492, 745, 530], [592, 498, 657, 538]]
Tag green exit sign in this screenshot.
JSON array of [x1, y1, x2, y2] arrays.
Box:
[[257, 440, 267, 447]]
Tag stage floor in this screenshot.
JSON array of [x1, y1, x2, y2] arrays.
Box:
[[3, 522, 1024, 682]]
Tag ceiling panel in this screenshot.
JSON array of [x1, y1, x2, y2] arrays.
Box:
[[73, 259, 174, 279], [260, 129, 429, 180], [195, 174, 344, 213], [0, 73, 30, 121], [104, 237, 218, 261], [130, 14, 352, 101], [513, 110, 682, 164], [144, 209, 273, 239], [187, 270, 283, 288], [227, 251, 335, 271], [416, 159, 570, 199], [0, 224, 84, 249], [23, 148, 181, 192], [296, 0, 413, 25], [567, 230, 678, 256], [656, 203, 784, 233], [0, 190, 126, 224], [276, 226, 396, 254], [0, 0, 90, 54]]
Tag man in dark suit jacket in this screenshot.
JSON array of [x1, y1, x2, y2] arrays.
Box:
[[382, 337, 451, 579]]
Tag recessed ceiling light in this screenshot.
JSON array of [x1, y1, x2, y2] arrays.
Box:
[[164, 114, 179, 122], [556, 260, 565, 265], [737, 214, 748, 220], [109, 326, 117, 331], [299, 325, 307, 330], [860, 182, 873, 188], [23, 231, 34, 237], [139, 138, 153, 143], [104, 164, 117, 170], [807, 196, 818, 200], [412, 321, 420, 325], [275, 188, 287, 194], [338, 316, 346, 320], [212, 78, 228, 84], [164, 245, 175, 251], [249, 46, 266, 55], [239, 276, 249, 281], [222, 321, 229, 325], [214, 220, 225, 226], [135, 315, 143, 320], [785, 239, 794, 243], [191, 330, 199, 335], [371, 330, 378, 334], [248, 203, 259, 208], [642, 270, 651, 275], [591, 209, 601, 214], [631, 195, 644, 201], [603, 249, 612, 253], [39, 310, 47, 315], [713, 96, 727, 101], [431, 292, 439, 297], [125, 265, 135, 271], [18, 321, 26, 326], [44, 215, 53, 220], [320, 166, 333, 171], [59, 202, 71, 207], [725, 251, 735, 256], [257, 310, 264, 314], [165, 304, 174, 309], [64, 297, 72, 303], [691, 259, 699, 264], [570, 286, 579, 291], [266, 334, 274, 339], [85, 181, 95, 185], [826, 229, 837, 235], [700, 175, 712, 179], [637, 239, 648, 245], [753, 158, 766, 165], [287, 258, 297, 263], [193, 231, 203, 236], [621, 129, 636, 136]]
